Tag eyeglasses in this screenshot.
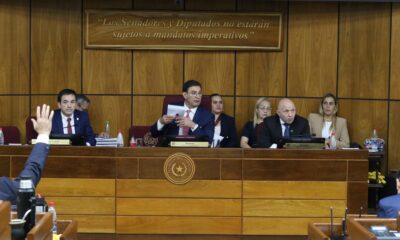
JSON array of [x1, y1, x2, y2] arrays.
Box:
[[188, 92, 202, 97], [258, 106, 272, 111]]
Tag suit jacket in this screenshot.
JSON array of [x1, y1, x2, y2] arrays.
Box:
[[150, 102, 215, 143], [257, 114, 310, 148], [217, 113, 238, 148], [308, 113, 350, 148], [51, 109, 96, 146], [378, 194, 400, 218], [0, 143, 49, 204]]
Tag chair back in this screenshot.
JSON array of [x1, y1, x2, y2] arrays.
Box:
[[0, 126, 21, 144], [59, 220, 78, 240], [26, 212, 52, 240], [26, 117, 38, 144], [162, 95, 211, 114], [0, 201, 11, 240], [128, 125, 158, 147]]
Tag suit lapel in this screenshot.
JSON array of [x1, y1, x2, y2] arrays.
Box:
[[274, 115, 283, 138], [74, 111, 80, 134], [56, 111, 64, 133]]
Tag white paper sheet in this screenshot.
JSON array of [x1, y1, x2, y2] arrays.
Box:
[[167, 104, 185, 117]]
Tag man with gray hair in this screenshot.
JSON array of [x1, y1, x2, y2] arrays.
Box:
[[76, 94, 91, 111]]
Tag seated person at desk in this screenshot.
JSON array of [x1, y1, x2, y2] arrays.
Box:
[[308, 93, 350, 148], [0, 105, 53, 204], [257, 98, 310, 148], [210, 93, 238, 147], [150, 80, 214, 143], [378, 171, 400, 218], [76, 94, 90, 112], [240, 97, 271, 148], [51, 89, 96, 146]]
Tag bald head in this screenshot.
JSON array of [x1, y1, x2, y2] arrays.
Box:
[[277, 98, 296, 124]]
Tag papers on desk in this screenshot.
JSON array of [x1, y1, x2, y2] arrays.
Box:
[[95, 137, 118, 147], [167, 104, 185, 117]]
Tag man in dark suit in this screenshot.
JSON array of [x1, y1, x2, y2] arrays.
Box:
[[257, 98, 310, 148], [378, 171, 400, 218], [150, 80, 214, 143], [0, 104, 53, 204], [51, 89, 96, 146]]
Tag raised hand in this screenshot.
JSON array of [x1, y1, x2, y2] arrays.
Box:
[[31, 104, 54, 136]]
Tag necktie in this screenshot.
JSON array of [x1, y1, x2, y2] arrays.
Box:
[[283, 123, 290, 138], [67, 117, 73, 134], [181, 109, 191, 135]]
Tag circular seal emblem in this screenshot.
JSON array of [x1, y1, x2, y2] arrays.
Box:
[[164, 153, 195, 185]]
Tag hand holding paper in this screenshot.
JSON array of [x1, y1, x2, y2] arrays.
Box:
[[167, 104, 185, 117]]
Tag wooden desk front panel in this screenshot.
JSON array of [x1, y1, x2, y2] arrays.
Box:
[[0, 147, 368, 236]]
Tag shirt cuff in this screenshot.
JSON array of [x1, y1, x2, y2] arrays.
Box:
[[157, 120, 165, 131], [36, 134, 49, 144], [191, 124, 198, 132]]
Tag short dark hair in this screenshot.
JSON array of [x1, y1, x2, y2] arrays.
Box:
[[57, 89, 77, 102], [76, 94, 91, 104], [182, 80, 201, 92]]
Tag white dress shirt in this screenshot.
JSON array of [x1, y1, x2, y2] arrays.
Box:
[[61, 112, 75, 134]]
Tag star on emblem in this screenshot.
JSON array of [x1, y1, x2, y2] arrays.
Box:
[[176, 165, 183, 173]]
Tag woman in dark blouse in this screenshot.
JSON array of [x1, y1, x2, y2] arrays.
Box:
[[240, 97, 272, 148], [211, 94, 238, 147]]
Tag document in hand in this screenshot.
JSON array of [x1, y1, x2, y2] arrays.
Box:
[[167, 104, 185, 117]]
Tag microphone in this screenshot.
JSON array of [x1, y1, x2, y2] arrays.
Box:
[[342, 208, 348, 238], [330, 207, 334, 239]]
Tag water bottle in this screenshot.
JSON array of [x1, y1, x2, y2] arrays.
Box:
[[330, 131, 337, 150], [48, 202, 58, 234], [104, 121, 110, 138], [0, 128, 4, 145], [117, 131, 124, 147], [17, 177, 35, 236]]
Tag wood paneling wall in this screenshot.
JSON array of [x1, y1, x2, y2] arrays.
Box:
[[1, 0, 400, 169]]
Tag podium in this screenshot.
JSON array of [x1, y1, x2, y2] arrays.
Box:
[[27, 212, 52, 240], [0, 202, 11, 240], [308, 214, 379, 239], [27, 214, 78, 240], [308, 222, 343, 240], [8, 211, 77, 240], [347, 217, 399, 240]]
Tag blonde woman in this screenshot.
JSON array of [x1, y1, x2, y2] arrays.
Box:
[[308, 93, 350, 148], [240, 97, 272, 148]]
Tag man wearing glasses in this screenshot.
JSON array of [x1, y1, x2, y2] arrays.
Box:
[[257, 98, 310, 148], [150, 80, 214, 143]]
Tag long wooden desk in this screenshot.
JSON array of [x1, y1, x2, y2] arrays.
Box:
[[0, 146, 368, 239]]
